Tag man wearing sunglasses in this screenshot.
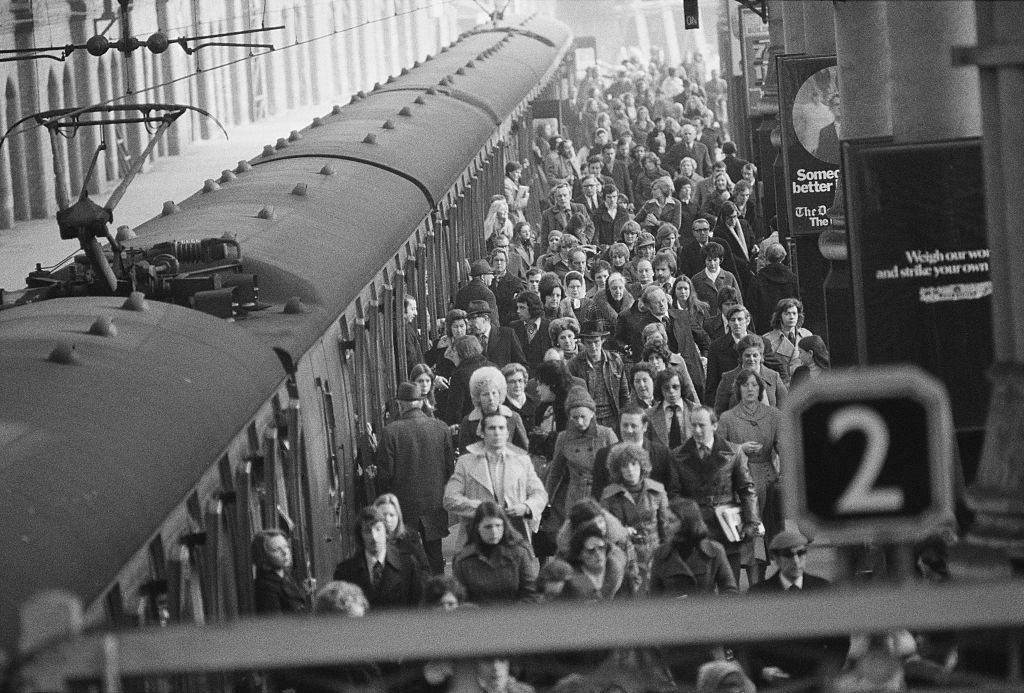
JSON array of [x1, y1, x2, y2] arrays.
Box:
[[749, 528, 830, 593], [746, 530, 836, 686]]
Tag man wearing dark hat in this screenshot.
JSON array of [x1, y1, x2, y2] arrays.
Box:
[[376, 382, 455, 575], [749, 529, 830, 593], [466, 299, 527, 369], [568, 319, 630, 429], [746, 528, 837, 685], [455, 259, 499, 325]]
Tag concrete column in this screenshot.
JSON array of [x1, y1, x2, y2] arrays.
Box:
[[156, 0, 183, 154], [662, 6, 681, 67], [15, 18, 55, 218], [634, 8, 652, 62], [192, 2, 216, 137], [888, 0, 981, 143], [0, 93, 13, 228], [802, 0, 836, 56], [347, 0, 364, 94], [820, 1, 892, 366], [834, 1, 892, 140], [329, 2, 346, 100], [963, 0, 1024, 568], [781, 1, 805, 54]]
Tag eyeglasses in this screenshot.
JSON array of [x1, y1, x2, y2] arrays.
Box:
[[582, 544, 607, 554], [777, 548, 807, 559]]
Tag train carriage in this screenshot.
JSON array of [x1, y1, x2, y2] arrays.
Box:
[[0, 14, 573, 652]]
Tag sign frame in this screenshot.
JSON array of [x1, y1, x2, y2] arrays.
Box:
[[780, 365, 956, 546], [843, 136, 991, 430], [777, 53, 840, 237]]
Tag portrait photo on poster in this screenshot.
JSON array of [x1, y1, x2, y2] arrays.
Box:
[[792, 66, 840, 165]]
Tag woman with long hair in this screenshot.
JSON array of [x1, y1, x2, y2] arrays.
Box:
[[672, 274, 712, 324], [791, 334, 831, 388], [373, 493, 431, 576], [563, 521, 632, 600], [424, 308, 469, 383], [452, 501, 538, 605], [650, 497, 736, 596], [409, 362, 438, 417], [762, 298, 813, 385], [483, 198, 513, 246]]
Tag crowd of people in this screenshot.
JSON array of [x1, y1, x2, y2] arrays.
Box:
[[247, 57, 959, 693]]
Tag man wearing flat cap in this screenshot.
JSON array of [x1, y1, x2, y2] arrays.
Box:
[[568, 319, 630, 429], [466, 299, 527, 369], [745, 528, 837, 685], [749, 528, 830, 593], [376, 382, 455, 575], [455, 259, 499, 325]]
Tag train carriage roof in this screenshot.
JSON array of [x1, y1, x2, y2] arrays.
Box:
[[124, 158, 429, 355], [0, 298, 283, 646]]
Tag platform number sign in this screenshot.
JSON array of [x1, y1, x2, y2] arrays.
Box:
[[780, 366, 955, 545], [683, 0, 699, 29]]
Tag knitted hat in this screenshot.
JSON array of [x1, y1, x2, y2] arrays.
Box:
[[637, 231, 656, 248], [564, 385, 596, 413]]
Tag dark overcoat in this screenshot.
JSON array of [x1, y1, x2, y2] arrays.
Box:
[[332, 547, 422, 609], [667, 435, 759, 548], [377, 408, 455, 541], [649, 539, 737, 596]]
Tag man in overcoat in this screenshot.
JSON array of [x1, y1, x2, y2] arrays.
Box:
[[443, 413, 548, 554], [376, 382, 455, 574], [467, 299, 527, 368], [333, 505, 423, 609], [668, 405, 759, 583]]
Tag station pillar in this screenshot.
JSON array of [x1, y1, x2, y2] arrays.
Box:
[[960, 1, 1024, 571], [821, 1, 892, 367], [888, 1, 980, 142], [781, 2, 805, 55], [801, 0, 835, 56]]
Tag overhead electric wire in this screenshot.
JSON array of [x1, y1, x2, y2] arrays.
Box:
[[1, 0, 451, 146]]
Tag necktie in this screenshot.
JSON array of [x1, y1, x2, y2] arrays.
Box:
[[478, 332, 489, 353], [372, 560, 383, 586], [789, 584, 800, 592], [669, 405, 682, 448], [698, 445, 709, 460]]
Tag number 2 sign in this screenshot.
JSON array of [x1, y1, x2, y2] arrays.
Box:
[[780, 366, 956, 545]]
